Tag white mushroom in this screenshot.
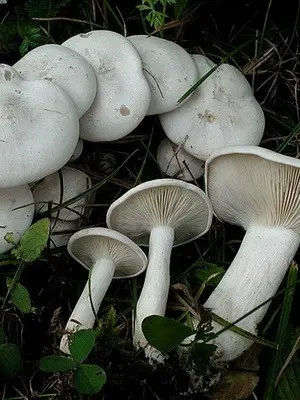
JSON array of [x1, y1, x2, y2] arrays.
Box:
[[60, 227, 147, 354], [62, 30, 151, 142], [49, 218, 77, 249], [201, 146, 300, 361], [106, 179, 212, 362], [127, 35, 198, 115], [0, 64, 79, 188], [32, 166, 92, 221], [157, 138, 204, 181], [0, 185, 34, 254], [14, 44, 97, 118], [159, 55, 265, 160]]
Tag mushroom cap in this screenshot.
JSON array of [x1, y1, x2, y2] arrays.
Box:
[[50, 218, 77, 249], [67, 227, 147, 278], [62, 30, 151, 142], [127, 35, 198, 115], [159, 55, 265, 160], [0, 64, 79, 188], [0, 185, 34, 254], [14, 44, 97, 118], [33, 166, 92, 221], [205, 146, 300, 232], [157, 138, 204, 181], [106, 179, 213, 246]]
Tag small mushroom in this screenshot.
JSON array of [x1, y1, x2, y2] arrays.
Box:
[[128, 35, 198, 115], [32, 166, 92, 221], [60, 227, 147, 353], [202, 146, 300, 361], [159, 55, 265, 160], [0, 64, 79, 188], [14, 44, 97, 118], [106, 179, 212, 361], [0, 185, 34, 254], [157, 138, 204, 181], [62, 30, 151, 142]]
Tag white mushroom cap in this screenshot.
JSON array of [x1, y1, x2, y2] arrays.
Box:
[[127, 35, 198, 115], [157, 138, 204, 181], [69, 139, 84, 162], [14, 44, 97, 118], [0, 185, 34, 254], [0, 64, 79, 188], [68, 227, 147, 278], [159, 55, 265, 160], [33, 166, 92, 221], [106, 178, 212, 246], [62, 30, 151, 142], [205, 146, 300, 229], [49, 218, 77, 249]]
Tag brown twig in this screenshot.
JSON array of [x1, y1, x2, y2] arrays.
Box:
[[31, 17, 104, 28]]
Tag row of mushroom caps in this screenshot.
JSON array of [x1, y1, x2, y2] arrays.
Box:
[[0, 29, 299, 364]]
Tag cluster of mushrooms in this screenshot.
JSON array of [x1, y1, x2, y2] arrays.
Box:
[[1, 29, 300, 370]]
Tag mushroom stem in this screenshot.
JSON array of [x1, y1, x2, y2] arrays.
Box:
[[201, 225, 300, 361], [133, 225, 174, 361], [60, 258, 115, 354]]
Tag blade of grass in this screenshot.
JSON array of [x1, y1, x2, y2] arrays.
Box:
[[275, 122, 300, 153], [264, 262, 298, 399]]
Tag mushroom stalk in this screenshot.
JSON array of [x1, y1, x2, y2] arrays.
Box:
[[133, 225, 174, 359], [202, 225, 300, 361], [60, 258, 115, 353]]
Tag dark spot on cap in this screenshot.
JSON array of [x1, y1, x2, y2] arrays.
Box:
[[119, 105, 131, 116], [80, 32, 93, 38], [4, 70, 12, 81]]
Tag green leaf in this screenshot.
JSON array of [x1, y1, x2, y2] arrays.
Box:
[[191, 261, 225, 287], [69, 329, 95, 364], [39, 355, 76, 372], [12, 218, 50, 262], [10, 282, 31, 313], [142, 315, 195, 354], [0, 328, 6, 345], [73, 364, 106, 394], [0, 343, 21, 377]]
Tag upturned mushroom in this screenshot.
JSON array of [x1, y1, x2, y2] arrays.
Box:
[[62, 30, 151, 142], [14, 44, 97, 118], [0, 64, 79, 188], [159, 55, 265, 160], [60, 227, 147, 353], [32, 166, 92, 221], [157, 138, 204, 181], [106, 179, 212, 361], [202, 146, 300, 361], [0, 185, 34, 254], [127, 35, 198, 115]]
